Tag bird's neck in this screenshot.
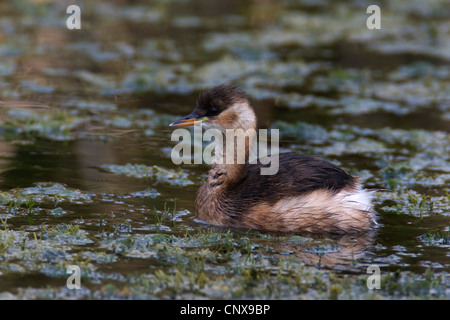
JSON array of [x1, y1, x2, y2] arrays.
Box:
[[209, 127, 256, 186], [197, 130, 255, 225]]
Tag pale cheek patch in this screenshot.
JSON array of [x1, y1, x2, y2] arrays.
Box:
[[226, 103, 256, 130]]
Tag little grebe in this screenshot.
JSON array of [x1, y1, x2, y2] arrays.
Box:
[[170, 85, 376, 234]]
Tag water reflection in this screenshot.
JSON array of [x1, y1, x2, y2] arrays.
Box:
[[284, 232, 377, 271]]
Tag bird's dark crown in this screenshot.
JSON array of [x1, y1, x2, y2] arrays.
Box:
[[194, 85, 251, 117]]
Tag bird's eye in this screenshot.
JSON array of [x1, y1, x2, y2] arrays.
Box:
[[208, 106, 219, 116]]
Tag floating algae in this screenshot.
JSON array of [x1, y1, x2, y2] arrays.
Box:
[[0, 108, 87, 141], [100, 163, 194, 186], [0, 183, 93, 220], [11, 183, 93, 205]]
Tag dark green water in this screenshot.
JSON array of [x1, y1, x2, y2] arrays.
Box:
[[0, 0, 449, 299]]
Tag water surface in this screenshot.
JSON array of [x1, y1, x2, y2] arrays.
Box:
[[0, 0, 449, 299]]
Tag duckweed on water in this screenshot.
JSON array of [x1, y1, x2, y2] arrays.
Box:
[[0, 102, 176, 142], [41, 224, 93, 246], [129, 189, 160, 199], [419, 229, 450, 247], [100, 163, 195, 186], [0, 183, 93, 208], [2, 225, 448, 299], [378, 189, 439, 217], [0, 226, 91, 275]]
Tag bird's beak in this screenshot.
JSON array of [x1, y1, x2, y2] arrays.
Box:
[[169, 112, 208, 127]]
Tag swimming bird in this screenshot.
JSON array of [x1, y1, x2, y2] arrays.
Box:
[[170, 85, 376, 234]]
